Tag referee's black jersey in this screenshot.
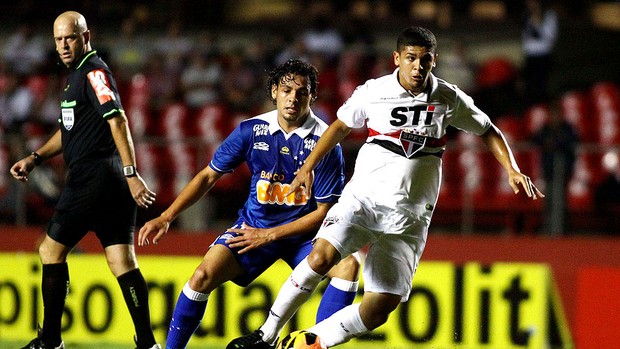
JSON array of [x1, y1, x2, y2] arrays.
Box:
[[59, 50, 124, 169]]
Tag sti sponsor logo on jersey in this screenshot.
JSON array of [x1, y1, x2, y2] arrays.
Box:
[[87, 69, 116, 105], [253, 142, 269, 151], [256, 172, 308, 206], [253, 124, 269, 136], [390, 105, 443, 127]]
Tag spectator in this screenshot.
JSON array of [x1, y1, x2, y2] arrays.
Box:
[[180, 51, 223, 108], [2, 21, 47, 76], [0, 68, 35, 133], [275, 36, 312, 65], [532, 102, 578, 235], [152, 18, 193, 81], [0, 67, 35, 166], [302, 8, 344, 58], [521, 0, 558, 106], [595, 151, 620, 232], [221, 51, 261, 114], [107, 17, 150, 81], [434, 39, 476, 94]]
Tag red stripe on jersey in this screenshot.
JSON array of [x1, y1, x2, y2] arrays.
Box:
[[367, 128, 446, 147]]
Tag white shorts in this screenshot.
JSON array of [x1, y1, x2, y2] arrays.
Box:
[[316, 195, 428, 302]]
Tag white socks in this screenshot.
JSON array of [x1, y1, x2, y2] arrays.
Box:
[[329, 277, 359, 292], [309, 303, 368, 347], [182, 282, 210, 302], [260, 259, 323, 344]]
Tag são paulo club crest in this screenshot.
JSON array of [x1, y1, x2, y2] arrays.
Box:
[[399, 131, 427, 158]]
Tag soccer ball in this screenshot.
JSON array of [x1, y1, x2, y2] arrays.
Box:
[[276, 330, 327, 349]]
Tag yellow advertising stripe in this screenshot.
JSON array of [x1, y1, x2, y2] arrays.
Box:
[[0, 253, 573, 348]]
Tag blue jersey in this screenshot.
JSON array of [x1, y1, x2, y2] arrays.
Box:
[[209, 110, 345, 233]]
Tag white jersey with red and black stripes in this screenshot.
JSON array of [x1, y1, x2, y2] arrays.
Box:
[[332, 69, 492, 236]]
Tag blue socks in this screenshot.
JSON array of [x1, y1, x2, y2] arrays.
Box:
[[166, 283, 209, 349], [316, 278, 358, 323]]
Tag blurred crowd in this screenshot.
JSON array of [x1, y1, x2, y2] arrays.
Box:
[[0, 0, 619, 234]]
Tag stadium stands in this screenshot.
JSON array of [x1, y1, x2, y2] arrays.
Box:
[[0, 1, 618, 233]]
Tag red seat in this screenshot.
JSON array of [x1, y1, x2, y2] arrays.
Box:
[[127, 104, 152, 139], [125, 74, 150, 110], [494, 115, 525, 142], [125, 74, 157, 137], [25, 75, 48, 103], [134, 143, 165, 201], [475, 57, 517, 89], [567, 151, 602, 211], [456, 133, 493, 207], [561, 90, 595, 142], [523, 103, 550, 137], [193, 103, 231, 144], [591, 82, 620, 145], [437, 146, 463, 210], [0, 144, 9, 196], [159, 102, 190, 139]]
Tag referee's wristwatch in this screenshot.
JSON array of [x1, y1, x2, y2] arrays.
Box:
[[31, 152, 43, 166], [123, 165, 137, 178]]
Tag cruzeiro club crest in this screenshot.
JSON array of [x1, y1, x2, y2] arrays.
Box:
[[399, 131, 427, 158]]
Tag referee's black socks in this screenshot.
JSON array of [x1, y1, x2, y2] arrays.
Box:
[[41, 262, 69, 347], [117, 268, 157, 348]]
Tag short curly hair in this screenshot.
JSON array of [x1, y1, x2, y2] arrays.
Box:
[[266, 59, 319, 104]]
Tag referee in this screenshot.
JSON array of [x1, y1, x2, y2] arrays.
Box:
[[10, 11, 159, 349]]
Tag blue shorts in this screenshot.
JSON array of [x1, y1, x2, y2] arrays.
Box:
[[211, 218, 314, 287]]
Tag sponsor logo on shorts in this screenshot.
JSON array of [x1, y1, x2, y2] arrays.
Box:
[[218, 233, 235, 241], [322, 216, 340, 227]]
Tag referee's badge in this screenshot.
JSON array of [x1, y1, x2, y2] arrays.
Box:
[[62, 108, 75, 130], [399, 130, 427, 158]]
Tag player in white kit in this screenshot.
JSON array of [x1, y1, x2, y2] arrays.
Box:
[[228, 26, 544, 349]]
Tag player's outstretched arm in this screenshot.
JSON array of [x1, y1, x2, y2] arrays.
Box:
[[226, 202, 334, 254], [138, 166, 223, 246], [287, 119, 352, 198], [481, 124, 544, 199]]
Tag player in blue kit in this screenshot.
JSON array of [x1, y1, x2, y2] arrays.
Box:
[[138, 59, 360, 349]]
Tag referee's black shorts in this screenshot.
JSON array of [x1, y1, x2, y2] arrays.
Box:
[[47, 156, 137, 248]]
